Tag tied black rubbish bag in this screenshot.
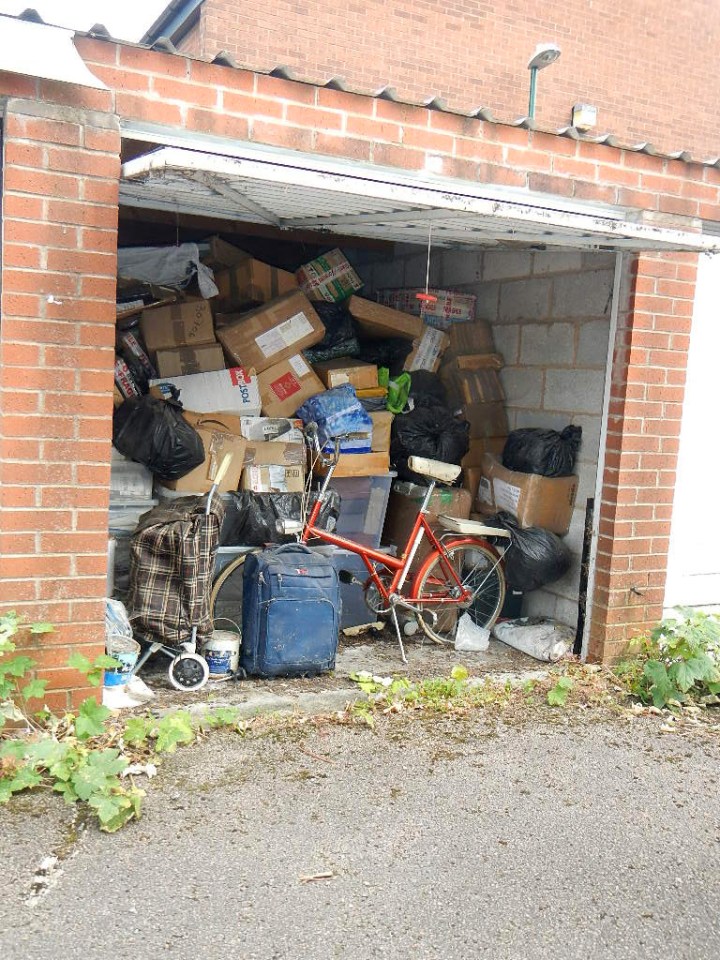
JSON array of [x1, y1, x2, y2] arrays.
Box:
[[220, 490, 341, 546], [390, 405, 469, 484], [408, 370, 447, 408], [113, 393, 205, 481], [495, 512, 571, 592], [502, 425, 582, 478], [356, 337, 413, 377], [303, 301, 361, 363]]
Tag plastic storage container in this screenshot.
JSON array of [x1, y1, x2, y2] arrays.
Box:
[[110, 449, 153, 502], [328, 473, 395, 548]]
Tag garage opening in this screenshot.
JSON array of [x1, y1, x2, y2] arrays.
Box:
[[108, 137, 647, 682]]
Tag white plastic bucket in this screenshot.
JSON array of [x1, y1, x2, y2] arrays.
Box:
[[201, 620, 241, 676], [105, 633, 140, 687]]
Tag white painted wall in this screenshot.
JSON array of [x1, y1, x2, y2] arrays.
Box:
[[665, 254, 720, 610]]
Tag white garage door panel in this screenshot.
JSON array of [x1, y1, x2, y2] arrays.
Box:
[[665, 254, 720, 609]]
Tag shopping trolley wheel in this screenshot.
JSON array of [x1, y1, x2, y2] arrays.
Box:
[[169, 652, 209, 691]]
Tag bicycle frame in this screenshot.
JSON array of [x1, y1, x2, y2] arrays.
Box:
[[300, 462, 478, 610]]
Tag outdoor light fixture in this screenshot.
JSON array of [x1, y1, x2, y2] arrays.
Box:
[[571, 103, 598, 132], [527, 43, 561, 120]]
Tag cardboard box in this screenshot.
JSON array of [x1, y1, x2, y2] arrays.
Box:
[[154, 343, 226, 378], [150, 367, 261, 417], [239, 417, 304, 443], [403, 325, 450, 373], [296, 248, 363, 303], [369, 411, 393, 453], [443, 368, 505, 405], [445, 320, 495, 359], [476, 454, 578, 535], [377, 288, 476, 329], [241, 463, 305, 493], [217, 290, 324, 373], [214, 255, 297, 311], [461, 437, 508, 469], [347, 296, 423, 340], [462, 466, 485, 504], [314, 451, 390, 478], [257, 354, 325, 418], [201, 236, 249, 271], [182, 409, 243, 437], [441, 353, 504, 373], [241, 439, 306, 493], [162, 412, 248, 493], [461, 402, 509, 439], [313, 358, 379, 391], [383, 481, 472, 570], [139, 300, 215, 355], [117, 331, 156, 382], [114, 357, 141, 399]]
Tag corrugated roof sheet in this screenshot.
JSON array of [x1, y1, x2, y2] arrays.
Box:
[[12, 8, 720, 170]]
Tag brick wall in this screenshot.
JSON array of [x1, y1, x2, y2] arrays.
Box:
[[587, 252, 698, 662], [184, 0, 720, 159], [0, 96, 120, 709]]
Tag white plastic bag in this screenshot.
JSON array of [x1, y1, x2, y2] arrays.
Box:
[[492, 617, 573, 662], [455, 613, 491, 652]]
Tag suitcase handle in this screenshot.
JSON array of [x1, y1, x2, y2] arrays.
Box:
[[271, 543, 316, 556]]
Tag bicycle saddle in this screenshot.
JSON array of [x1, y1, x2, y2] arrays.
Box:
[[407, 456, 462, 484]]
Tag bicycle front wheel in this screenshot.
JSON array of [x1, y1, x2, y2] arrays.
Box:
[[210, 552, 252, 626], [411, 538, 505, 645]]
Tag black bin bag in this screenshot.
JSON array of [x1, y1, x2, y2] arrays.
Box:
[[112, 393, 205, 481], [220, 490, 341, 547], [390, 404, 469, 484], [495, 512, 571, 592], [502, 425, 582, 478]]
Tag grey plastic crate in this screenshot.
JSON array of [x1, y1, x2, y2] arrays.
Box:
[[328, 473, 395, 548]]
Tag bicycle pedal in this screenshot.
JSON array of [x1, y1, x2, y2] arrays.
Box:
[[338, 569, 362, 586]]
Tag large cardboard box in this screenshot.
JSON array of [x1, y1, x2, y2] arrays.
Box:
[[369, 411, 393, 452], [377, 288, 476, 330], [313, 358, 379, 390], [217, 290, 324, 373], [383, 481, 472, 570], [443, 368, 505, 405], [445, 320, 495, 359], [348, 296, 423, 340], [314, 451, 390, 478], [257, 354, 325, 418], [403, 325, 450, 373], [476, 453, 578, 535], [149, 367, 261, 417], [154, 343, 226, 378], [461, 402, 509, 439], [241, 440, 306, 493], [461, 436, 508, 469], [239, 417, 304, 443], [162, 410, 248, 493], [214, 256, 297, 311], [296, 248, 363, 303], [139, 300, 215, 355]]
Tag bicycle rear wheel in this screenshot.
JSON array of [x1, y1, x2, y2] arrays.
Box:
[[210, 553, 252, 627], [411, 538, 505, 645]]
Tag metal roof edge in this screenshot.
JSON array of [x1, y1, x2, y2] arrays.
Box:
[[140, 0, 203, 45]]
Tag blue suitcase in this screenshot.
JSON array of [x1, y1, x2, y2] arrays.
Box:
[[241, 543, 341, 677]]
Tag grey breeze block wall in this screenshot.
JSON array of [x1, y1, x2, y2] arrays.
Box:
[[352, 244, 615, 630]]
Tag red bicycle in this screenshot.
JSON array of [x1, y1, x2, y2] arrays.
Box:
[[211, 425, 510, 662]]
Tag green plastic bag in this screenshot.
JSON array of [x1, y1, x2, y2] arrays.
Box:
[[379, 368, 411, 414]]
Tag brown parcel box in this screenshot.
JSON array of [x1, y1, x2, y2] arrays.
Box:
[[383, 483, 472, 571], [257, 354, 325, 418], [461, 436, 507, 468], [154, 343, 226, 378], [214, 256, 297, 311], [217, 290, 324, 374], [162, 410, 247, 493], [242, 440, 305, 493], [461, 402, 509, 439], [369, 411, 393, 453], [314, 451, 390, 478], [443, 320, 495, 360], [313, 358, 379, 391], [139, 300, 215, 355], [347, 296, 423, 340], [476, 453, 578, 535]]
